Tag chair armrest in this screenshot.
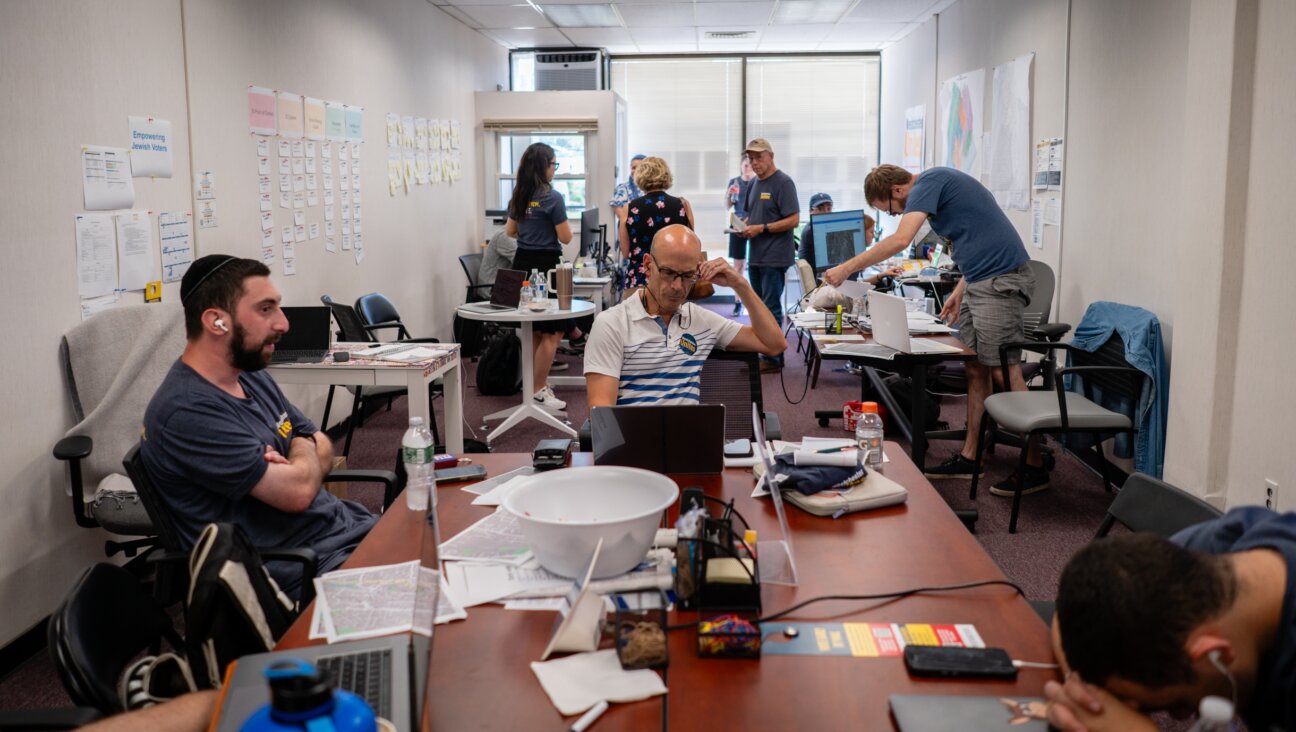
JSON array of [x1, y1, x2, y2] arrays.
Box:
[[762, 412, 782, 442], [997, 340, 1078, 386], [324, 469, 398, 488], [361, 323, 405, 336], [579, 419, 592, 453], [0, 707, 104, 730], [1031, 322, 1072, 341], [398, 337, 441, 344], [258, 548, 318, 607], [53, 435, 97, 528]]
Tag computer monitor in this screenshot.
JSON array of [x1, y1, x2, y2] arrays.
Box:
[[810, 209, 867, 273], [579, 208, 600, 258]]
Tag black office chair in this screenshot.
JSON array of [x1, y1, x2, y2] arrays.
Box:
[[355, 293, 442, 344], [969, 333, 1149, 533], [320, 295, 441, 454], [458, 253, 492, 303], [48, 563, 184, 715]]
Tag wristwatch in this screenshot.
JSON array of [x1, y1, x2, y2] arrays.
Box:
[[762, 223, 769, 234]]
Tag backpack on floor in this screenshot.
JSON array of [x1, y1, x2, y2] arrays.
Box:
[[184, 523, 299, 688], [476, 331, 522, 396]]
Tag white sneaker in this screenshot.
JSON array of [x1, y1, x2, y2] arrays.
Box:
[[533, 385, 567, 411]]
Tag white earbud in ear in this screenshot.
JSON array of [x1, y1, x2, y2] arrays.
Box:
[[214, 318, 229, 333]]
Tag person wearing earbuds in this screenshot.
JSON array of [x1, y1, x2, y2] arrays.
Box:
[[140, 255, 376, 593], [584, 224, 787, 408], [1045, 506, 1296, 732]]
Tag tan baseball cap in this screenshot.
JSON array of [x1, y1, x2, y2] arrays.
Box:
[[744, 137, 773, 154]]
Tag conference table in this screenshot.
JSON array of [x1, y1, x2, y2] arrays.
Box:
[[276, 447, 1056, 730], [268, 342, 464, 453]]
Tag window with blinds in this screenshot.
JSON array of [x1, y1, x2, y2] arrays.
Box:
[[611, 58, 744, 249]]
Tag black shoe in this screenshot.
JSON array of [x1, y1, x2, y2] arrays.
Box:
[[989, 465, 1051, 497], [733, 302, 744, 316], [923, 454, 979, 480]]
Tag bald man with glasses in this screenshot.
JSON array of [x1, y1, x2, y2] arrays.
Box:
[[584, 224, 787, 408]]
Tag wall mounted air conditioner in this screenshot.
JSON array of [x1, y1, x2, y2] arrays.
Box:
[[534, 49, 606, 91]]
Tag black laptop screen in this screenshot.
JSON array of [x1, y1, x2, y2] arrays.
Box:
[[279, 307, 332, 351], [491, 269, 525, 307], [591, 405, 725, 474]]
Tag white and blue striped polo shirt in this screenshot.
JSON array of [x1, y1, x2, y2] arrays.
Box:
[[585, 294, 742, 405]]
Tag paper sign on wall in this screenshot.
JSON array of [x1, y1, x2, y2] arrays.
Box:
[[159, 211, 193, 283], [326, 102, 346, 142], [344, 105, 364, 142], [128, 116, 173, 178], [82, 145, 135, 210], [248, 86, 277, 135], [115, 210, 155, 291], [74, 213, 118, 297], [304, 97, 326, 141], [278, 92, 303, 139]]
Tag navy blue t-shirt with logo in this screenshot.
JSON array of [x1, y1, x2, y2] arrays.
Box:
[[516, 186, 567, 253], [902, 167, 1028, 283], [140, 361, 375, 589], [744, 170, 799, 268]]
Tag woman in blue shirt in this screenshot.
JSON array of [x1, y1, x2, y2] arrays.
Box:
[[505, 142, 572, 411]]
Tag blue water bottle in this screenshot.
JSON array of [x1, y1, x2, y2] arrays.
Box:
[[239, 659, 377, 732]]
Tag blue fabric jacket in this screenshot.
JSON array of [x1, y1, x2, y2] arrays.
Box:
[[1066, 301, 1169, 477]]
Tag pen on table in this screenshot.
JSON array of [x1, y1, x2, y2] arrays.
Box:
[[815, 445, 852, 454], [570, 700, 608, 732]]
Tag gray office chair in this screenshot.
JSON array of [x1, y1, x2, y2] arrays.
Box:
[[969, 333, 1148, 533]]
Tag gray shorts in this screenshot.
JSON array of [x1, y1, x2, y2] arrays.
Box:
[[958, 263, 1036, 366]]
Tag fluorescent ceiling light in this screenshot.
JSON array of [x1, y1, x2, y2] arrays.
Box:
[[771, 0, 853, 24], [539, 3, 621, 27]]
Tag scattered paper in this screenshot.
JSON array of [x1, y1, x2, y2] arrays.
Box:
[[531, 650, 666, 717], [127, 116, 173, 178], [438, 510, 532, 565], [82, 145, 135, 210], [74, 213, 117, 297], [310, 562, 464, 643]]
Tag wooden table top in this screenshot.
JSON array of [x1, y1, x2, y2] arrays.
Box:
[[277, 446, 1056, 730]]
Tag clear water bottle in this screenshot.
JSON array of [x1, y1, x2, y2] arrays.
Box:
[[518, 280, 533, 309], [1186, 697, 1234, 732], [532, 268, 548, 309], [855, 401, 884, 473], [401, 416, 434, 510]]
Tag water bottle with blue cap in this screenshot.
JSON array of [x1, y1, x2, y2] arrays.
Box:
[[239, 659, 377, 732]]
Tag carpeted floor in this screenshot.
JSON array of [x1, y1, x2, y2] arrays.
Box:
[[0, 294, 1133, 717]]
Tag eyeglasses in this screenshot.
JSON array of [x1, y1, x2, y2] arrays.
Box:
[[653, 263, 700, 286], [548, 160, 560, 171]]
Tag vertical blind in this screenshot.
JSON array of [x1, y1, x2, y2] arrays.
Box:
[[611, 58, 743, 248]]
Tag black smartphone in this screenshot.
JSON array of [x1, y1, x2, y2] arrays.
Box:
[[902, 646, 1017, 679], [434, 465, 487, 483], [533, 438, 573, 470]]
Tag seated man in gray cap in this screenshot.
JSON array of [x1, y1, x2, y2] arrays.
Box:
[[140, 254, 376, 592]]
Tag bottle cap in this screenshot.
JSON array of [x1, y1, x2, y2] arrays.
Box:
[[409, 416, 424, 426], [860, 401, 879, 413], [743, 529, 757, 546]]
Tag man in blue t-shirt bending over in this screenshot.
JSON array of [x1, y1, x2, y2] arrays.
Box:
[[141, 255, 375, 592], [825, 165, 1042, 494]]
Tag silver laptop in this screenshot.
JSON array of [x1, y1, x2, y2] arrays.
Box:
[[214, 506, 438, 732], [867, 291, 964, 355]]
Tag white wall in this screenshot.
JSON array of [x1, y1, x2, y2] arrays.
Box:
[[0, 0, 505, 646], [882, 0, 1296, 507]]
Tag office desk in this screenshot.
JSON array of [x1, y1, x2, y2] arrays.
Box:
[[455, 300, 596, 443], [268, 342, 463, 453], [810, 326, 974, 470], [277, 448, 1054, 730], [573, 275, 612, 313]]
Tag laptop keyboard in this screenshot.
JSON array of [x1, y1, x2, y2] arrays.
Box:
[[316, 648, 393, 718], [270, 349, 328, 363]]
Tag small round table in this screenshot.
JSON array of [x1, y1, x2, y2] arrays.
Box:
[[456, 299, 596, 443]]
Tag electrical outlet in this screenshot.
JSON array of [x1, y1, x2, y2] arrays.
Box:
[[1265, 479, 1278, 511]]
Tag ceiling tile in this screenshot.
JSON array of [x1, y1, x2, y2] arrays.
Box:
[[758, 23, 833, 42], [458, 4, 551, 27], [821, 22, 911, 44], [539, 3, 622, 26], [441, 0, 530, 5], [693, 2, 773, 26], [437, 4, 482, 27], [770, 0, 853, 25], [839, 0, 941, 24], [481, 27, 573, 45], [615, 3, 695, 28], [817, 39, 887, 51], [633, 43, 700, 52], [561, 27, 635, 45]]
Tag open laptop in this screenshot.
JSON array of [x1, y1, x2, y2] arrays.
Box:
[[867, 291, 964, 355], [591, 404, 726, 474], [272, 307, 332, 363], [214, 506, 439, 732], [460, 268, 524, 312]]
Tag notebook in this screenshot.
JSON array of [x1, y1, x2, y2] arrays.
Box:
[[460, 268, 525, 312], [889, 694, 1048, 731], [867, 291, 964, 356], [591, 404, 726, 474], [214, 504, 439, 732], [271, 307, 333, 363]]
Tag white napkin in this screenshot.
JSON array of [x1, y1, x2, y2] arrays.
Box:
[[530, 649, 667, 716]]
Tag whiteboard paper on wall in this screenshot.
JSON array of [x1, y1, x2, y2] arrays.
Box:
[[159, 211, 193, 283], [82, 146, 135, 210], [248, 86, 277, 135], [325, 102, 346, 142], [988, 53, 1033, 210], [938, 69, 985, 181], [128, 117, 174, 178], [74, 213, 118, 297], [344, 106, 364, 142], [304, 97, 326, 141], [115, 210, 155, 291], [278, 92, 303, 139]]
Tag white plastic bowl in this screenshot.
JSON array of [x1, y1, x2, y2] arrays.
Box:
[[502, 466, 679, 578]]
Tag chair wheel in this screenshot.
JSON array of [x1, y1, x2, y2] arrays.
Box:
[[818, 418, 829, 427]]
